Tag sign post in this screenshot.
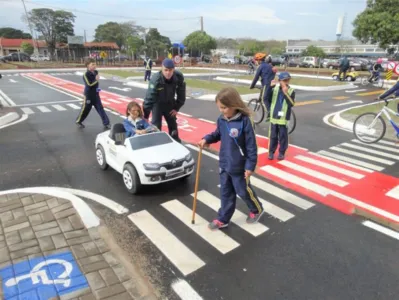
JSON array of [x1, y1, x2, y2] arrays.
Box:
[[173, 55, 181, 65], [387, 62, 396, 81]]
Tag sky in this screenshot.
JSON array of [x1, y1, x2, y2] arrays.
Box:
[[0, 0, 368, 43]]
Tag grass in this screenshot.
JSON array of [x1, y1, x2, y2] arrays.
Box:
[[185, 78, 253, 94], [223, 75, 346, 86], [100, 70, 143, 78], [0, 63, 18, 70], [176, 68, 225, 74]]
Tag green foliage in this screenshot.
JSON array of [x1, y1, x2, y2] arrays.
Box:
[[183, 31, 217, 54], [0, 27, 31, 38], [25, 8, 75, 56], [144, 28, 171, 57], [20, 42, 34, 55], [236, 39, 285, 56], [352, 0, 399, 49], [94, 21, 143, 50], [216, 38, 239, 49], [126, 36, 144, 55], [301, 45, 326, 58]]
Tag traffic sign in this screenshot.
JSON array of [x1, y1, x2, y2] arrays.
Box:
[[394, 63, 399, 75], [387, 61, 396, 70], [386, 69, 393, 80], [168, 52, 172, 59], [100, 51, 107, 59], [174, 55, 181, 64]]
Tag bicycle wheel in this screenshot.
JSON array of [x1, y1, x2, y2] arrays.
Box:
[[377, 78, 384, 88], [248, 98, 264, 124], [360, 76, 370, 86], [287, 110, 296, 134], [353, 112, 386, 144]]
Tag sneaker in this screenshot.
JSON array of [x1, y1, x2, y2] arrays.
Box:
[[103, 124, 111, 130], [208, 220, 228, 230], [76, 122, 85, 128], [246, 210, 264, 224], [268, 153, 274, 160], [277, 153, 285, 160]]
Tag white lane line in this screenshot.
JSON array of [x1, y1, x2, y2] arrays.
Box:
[[52, 104, 66, 111], [278, 160, 349, 187], [386, 185, 399, 200], [345, 89, 367, 93], [310, 152, 373, 172], [351, 139, 399, 154], [198, 118, 216, 124], [186, 144, 219, 160], [330, 146, 395, 165], [0, 89, 17, 106], [161, 200, 240, 254], [128, 210, 205, 276], [67, 103, 81, 110], [316, 151, 383, 171], [37, 106, 51, 113], [104, 98, 122, 104], [194, 190, 269, 236], [13, 100, 81, 107], [340, 142, 399, 160], [21, 107, 34, 115], [258, 147, 268, 154], [178, 112, 192, 117], [295, 155, 364, 179], [362, 221, 399, 241], [172, 279, 203, 300], [379, 140, 399, 147]]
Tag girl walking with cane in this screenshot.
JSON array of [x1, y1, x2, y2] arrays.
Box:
[[198, 87, 264, 230]]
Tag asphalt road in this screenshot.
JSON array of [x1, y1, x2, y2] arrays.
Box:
[[1, 73, 399, 300]]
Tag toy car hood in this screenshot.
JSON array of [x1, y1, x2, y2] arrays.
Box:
[[133, 142, 190, 164]]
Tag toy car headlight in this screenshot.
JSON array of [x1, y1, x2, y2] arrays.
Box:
[[143, 163, 161, 171], [185, 153, 192, 162]]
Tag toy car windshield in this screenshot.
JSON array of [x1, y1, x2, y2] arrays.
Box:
[[129, 131, 174, 150]]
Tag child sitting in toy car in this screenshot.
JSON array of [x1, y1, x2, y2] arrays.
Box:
[[124, 101, 158, 137]]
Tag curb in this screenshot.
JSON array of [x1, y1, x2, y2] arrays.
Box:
[[0, 112, 19, 127], [214, 76, 357, 91]]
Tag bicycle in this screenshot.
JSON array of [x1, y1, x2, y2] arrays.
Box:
[[246, 65, 256, 75], [360, 72, 384, 88], [353, 97, 399, 144], [247, 87, 296, 134]]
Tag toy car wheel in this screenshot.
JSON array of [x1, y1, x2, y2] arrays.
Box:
[[332, 75, 338, 80], [346, 76, 353, 81], [96, 145, 108, 170], [122, 163, 141, 194]]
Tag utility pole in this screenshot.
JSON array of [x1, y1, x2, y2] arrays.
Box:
[[84, 30, 87, 43], [21, 0, 38, 65], [200, 16, 204, 32]]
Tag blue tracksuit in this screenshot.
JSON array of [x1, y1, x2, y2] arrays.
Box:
[[203, 113, 264, 223], [76, 70, 110, 126], [250, 61, 275, 89], [379, 81, 399, 113], [123, 117, 151, 137]]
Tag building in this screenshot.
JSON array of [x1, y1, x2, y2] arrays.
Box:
[[211, 48, 239, 57], [285, 39, 396, 57], [0, 38, 48, 56]]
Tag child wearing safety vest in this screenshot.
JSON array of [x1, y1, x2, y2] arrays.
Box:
[[198, 87, 264, 230], [264, 72, 295, 160]]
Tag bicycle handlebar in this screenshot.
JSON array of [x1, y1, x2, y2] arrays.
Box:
[[377, 96, 397, 106]]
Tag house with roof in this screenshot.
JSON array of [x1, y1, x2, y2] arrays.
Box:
[[0, 38, 48, 56]]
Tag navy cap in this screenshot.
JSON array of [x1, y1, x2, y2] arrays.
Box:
[[278, 72, 291, 81], [162, 58, 175, 69]]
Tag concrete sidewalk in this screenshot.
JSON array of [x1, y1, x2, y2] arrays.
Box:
[[0, 192, 157, 300]]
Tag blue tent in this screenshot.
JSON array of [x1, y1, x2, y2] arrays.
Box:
[[172, 42, 185, 49]]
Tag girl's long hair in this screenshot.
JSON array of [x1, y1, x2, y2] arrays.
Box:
[[215, 87, 251, 116], [126, 101, 144, 118]]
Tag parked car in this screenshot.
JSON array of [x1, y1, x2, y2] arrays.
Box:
[[220, 56, 235, 64], [300, 56, 321, 68], [30, 54, 50, 62], [4, 52, 31, 62], [95, 124, 195, 194]]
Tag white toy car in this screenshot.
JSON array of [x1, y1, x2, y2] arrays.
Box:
[[95, 123, 195, 194]]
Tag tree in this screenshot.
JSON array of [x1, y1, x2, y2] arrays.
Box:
[[216, 38, 239, 49], [301, 45, 326, 58], [24, 8, 75, 57], [237, 39, 265, 56], [352, 0, 399, 50], [126, 36, 144, 59], [94, 21, 143, 50], [0, 27, 31, 38], [20, 42, 34, 55], [183, 31, 217, 55], [144, 28, 171, 58]]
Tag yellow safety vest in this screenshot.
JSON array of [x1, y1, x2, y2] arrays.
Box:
[[145, 59, 152, 70], [270, 84, 294, 125]]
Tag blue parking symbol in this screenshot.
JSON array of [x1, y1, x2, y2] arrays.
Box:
[[0, 251, 89, 300]]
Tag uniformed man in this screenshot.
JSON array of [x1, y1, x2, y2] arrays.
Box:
[[143, 58, 186, 143], [144, 56, 153, 82]]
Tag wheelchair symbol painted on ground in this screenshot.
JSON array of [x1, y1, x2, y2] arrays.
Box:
[[162, 116, 197, 132]]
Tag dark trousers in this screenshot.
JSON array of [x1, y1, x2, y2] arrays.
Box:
[[269, 123, 288, 155], [76, 95, 110, 126], [338, 68, 348, 81], [151, 105, 181, 142], [218, 170, 263, 224], [144, 70, 151, 81]]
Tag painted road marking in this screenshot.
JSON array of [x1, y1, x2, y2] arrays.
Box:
[[278, 160, 349, 187], [258, 147, 268, 154], [330, 146, 395, 165], [128, 210, 205, 276], [362, 221, 399, 241], [194, 190, 269, 236], [295, 155, 364, 179], [351, 139, 399, 154], [379, 139, 399, 147], [198, 118, 215, 124], [345, 89, 366, 93], [67, 103, 81, 109], [178, 112, 192, 117], [317, 150, 383, 171], [37, 106, 51, 113], [310, 152, 373, 173], [0, 89, 17, 106], [386, 185, 399, 200], [333, 96, 349, 100], [333, 100, 363, 107], [52, 104, 67, 111], [13, 100, 81, 107], [172, 279, 203, 300], [340, 142, 399, 160], [356, 90, 384, 96], [161, 200, 240, 254], [295, 100, 324, 106], [21, 107, 34, 115]]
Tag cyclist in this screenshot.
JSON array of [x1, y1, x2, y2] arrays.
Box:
[[368, 58, 383, 83], [377, 78, 399, 113], [248, 57, 256, 74]]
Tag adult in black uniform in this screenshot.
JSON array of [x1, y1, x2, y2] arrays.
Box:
[[75, 58, 110, 130], [143, 58, 186, 143]]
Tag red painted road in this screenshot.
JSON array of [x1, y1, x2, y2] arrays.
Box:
[[24, 73, 399, 226]]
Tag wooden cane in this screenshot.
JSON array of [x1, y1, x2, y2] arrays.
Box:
[[191, 147, 203, 224]]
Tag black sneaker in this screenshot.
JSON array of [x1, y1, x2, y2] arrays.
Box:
[[103, 124, 111, 130], [76, 122, 85, 128], [268, 153, 274, 160], [277, 153, 285, 160], [246, 210, 264, 224]]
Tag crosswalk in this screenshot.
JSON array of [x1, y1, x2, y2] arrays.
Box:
[[19, 103, 82, 114], [128, 177, 315, 276]]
